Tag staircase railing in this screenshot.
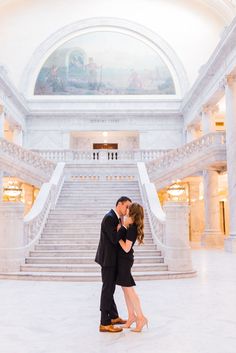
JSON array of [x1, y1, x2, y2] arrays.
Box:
[[137, 162, 194, 272], [0, 162, 65, 272], [23, 162, 65, 248], [0, 137, 55, 185], [146, 132, 226, 189]]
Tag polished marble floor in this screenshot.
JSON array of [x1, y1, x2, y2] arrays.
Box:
[[0, 249, 236, 353]]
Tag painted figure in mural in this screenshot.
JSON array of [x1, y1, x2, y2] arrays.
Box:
[[127, 70, 143, 92], [85, 57, 101, 90], [68, 51, 85, 80], [46, 65, 65, 93]]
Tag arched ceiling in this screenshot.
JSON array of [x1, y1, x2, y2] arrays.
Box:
[[0, 0, 235, 22]]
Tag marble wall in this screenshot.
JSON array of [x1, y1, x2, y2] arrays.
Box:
[[25, 115, 183, 150]]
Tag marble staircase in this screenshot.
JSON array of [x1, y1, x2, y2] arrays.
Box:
[[1, 179, 193, 281]]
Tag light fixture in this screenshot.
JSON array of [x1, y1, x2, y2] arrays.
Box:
[[167, 183, 185, 197], [4, 179, 22, 198], [102, 131, 108, 137]]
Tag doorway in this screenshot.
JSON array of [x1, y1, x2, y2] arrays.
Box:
[[93, 143, 118, 150]]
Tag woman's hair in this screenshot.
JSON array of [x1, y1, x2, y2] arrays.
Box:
[[129, 203, 144, 245]]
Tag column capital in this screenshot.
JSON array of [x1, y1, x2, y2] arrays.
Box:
[[12, 124, 22, 132], [225, 74, 236, 87], [201, 104, 219, 115]]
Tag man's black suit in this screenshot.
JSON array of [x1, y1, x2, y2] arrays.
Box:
[[95, 209, 127, 326]]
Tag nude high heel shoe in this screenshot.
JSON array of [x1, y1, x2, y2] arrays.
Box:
[[122, 315, 137, 328], [131, 316, 148, 332]]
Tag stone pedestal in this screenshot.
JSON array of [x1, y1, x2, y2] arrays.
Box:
[[163, 202, 193, 272], [13, 125, 23, 146], [202, 169, 224, 248], [224, 76, 236, 252], [0, 202, 25, 272]]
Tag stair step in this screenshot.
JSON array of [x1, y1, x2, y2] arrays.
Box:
[[21, 263, 167, 272], [39, 238, 155, 244], [0, 270, 196, 282], [25, 256, 163, 264], [41, 234, 153, 240], [29, 250, 161, 257], [35, 244, 157, 251]]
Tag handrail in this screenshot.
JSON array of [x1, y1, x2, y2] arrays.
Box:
[[0, 137, 55, 179], [31, 148, 171, 162], [137, 162, 191, 252], [23, 162, 65, 249], [146, 132, 226, 174]]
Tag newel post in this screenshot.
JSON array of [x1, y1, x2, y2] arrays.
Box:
[[0, 202, 25, 271], [163, 202, 193, 272]]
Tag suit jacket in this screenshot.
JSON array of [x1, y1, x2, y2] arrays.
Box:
[[95, 209, 127, 267]]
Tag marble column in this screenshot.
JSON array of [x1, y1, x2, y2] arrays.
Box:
[[12, 125, 23, 146], [224, 75, 236, 252], [202, 169, 223, 247], [0, 104, 4, 138], [201, 105, 223, 247], [0, 170, 3, 202], [189, 180, 204, 245], [201, 105, 218, 134], [0, 105, 3, 202]]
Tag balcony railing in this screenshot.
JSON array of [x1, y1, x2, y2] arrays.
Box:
[[31, 149, 171, 163]]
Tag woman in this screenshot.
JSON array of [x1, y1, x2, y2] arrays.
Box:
[[116, 202, 148, 332]]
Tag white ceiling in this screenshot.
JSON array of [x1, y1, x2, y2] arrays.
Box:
[[0, 0, 235, 19]]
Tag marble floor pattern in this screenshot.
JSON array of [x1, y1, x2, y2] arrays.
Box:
[[0, 249, 236, 353]]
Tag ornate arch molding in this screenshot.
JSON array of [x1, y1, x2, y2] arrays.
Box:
[[20, 17, 189, 98]]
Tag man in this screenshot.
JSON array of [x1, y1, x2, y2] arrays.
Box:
[[95, 196, 132, 333]]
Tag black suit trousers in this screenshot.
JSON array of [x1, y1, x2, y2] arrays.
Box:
[[100, 266, 119, 325]]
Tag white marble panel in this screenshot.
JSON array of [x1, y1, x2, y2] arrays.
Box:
[[139, 130, 182, 149]]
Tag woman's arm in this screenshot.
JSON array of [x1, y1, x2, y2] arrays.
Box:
[[119, 239, 133, 253]]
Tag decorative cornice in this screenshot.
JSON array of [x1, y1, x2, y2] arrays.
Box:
[[0, 66, 28, 114], [182, 15, 236, 126]]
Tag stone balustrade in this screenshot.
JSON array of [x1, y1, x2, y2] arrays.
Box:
[[24, 162, 65, 246], [146, 132, 226, 189], [137, 162, 194, 273], [0, 137, 56, 185], [31, 148, 170, 163], [0, 163, 65, 272]]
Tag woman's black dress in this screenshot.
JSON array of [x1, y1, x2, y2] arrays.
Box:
[[116, 223, 137, 287]]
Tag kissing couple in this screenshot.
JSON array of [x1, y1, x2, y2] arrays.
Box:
[[95, 196, 148, 333]]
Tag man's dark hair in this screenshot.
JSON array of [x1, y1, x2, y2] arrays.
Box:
[[116, 196, 132, 206]]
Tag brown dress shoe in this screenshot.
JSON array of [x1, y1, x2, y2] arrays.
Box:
[[99, 324, 123, 333], [111, 317, 127, 325]]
